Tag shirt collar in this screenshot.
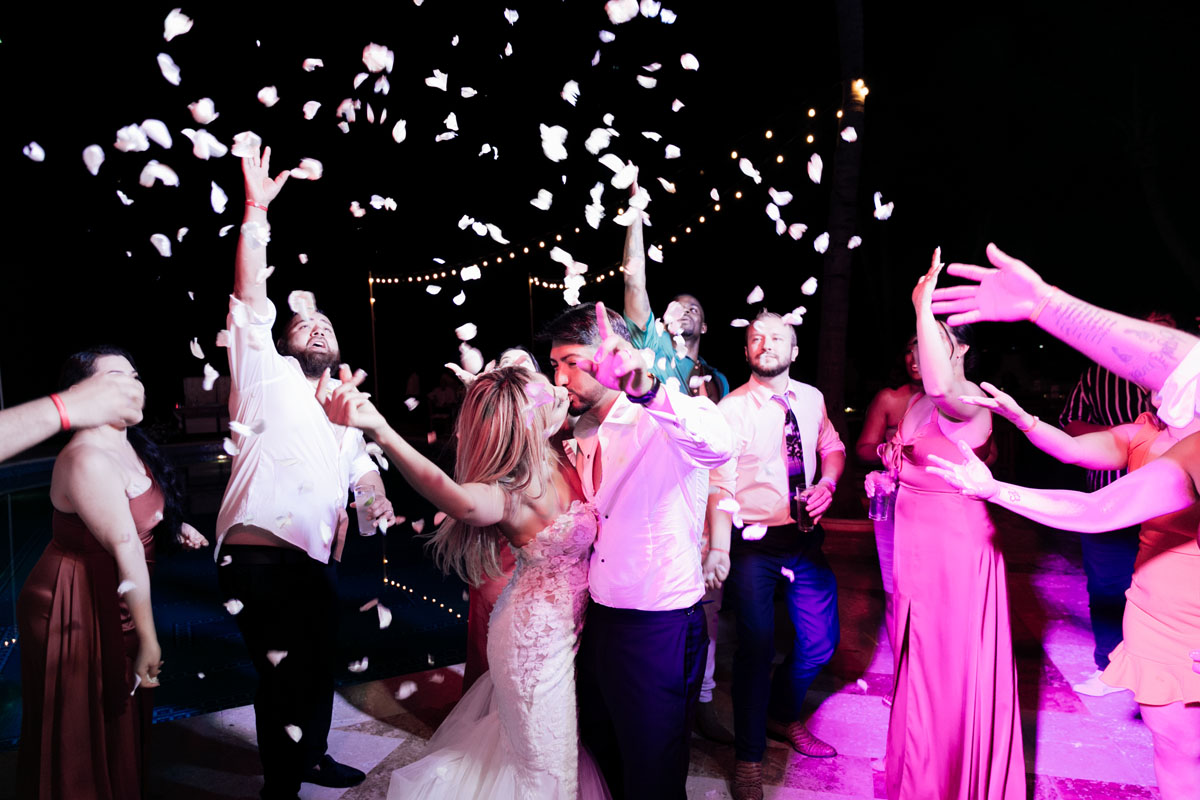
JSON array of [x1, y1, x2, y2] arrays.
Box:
[[746, 374, 798, 407]]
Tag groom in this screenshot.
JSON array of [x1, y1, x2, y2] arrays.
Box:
[[544, 301, 733, 800]]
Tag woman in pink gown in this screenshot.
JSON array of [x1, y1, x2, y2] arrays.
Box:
[[880, 254, 1025, 799]]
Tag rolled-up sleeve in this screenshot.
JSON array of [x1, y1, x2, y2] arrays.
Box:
[[816, 406, 846, 458], [226, 295, 285, 390]]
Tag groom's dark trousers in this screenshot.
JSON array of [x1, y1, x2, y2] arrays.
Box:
[[578, 599, 709, 800]]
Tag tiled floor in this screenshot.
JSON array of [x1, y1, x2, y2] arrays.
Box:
[[1, 511, 1160, 799]]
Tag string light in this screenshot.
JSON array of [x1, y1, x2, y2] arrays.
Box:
[[806, 134, 814, 144], [807, 108, 816, 117], [776, 155, 784, 163], [764, 130, 773, 139]]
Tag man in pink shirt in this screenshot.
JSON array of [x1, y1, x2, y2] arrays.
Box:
[[709, 312, 846, 800]]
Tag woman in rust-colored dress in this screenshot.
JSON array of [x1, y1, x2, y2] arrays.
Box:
[[17, 346, 205, 799]]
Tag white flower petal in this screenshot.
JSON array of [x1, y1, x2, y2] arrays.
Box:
[[647, 245, 663, 263], [451, 35, 459, 46], [290, 158, 323, 180], [163, 8, 193, 41], [425, 69, 449, 91], [298, 254, 308, 264], [157, 53, 181, 85], [353, 72, 368, 89], [780, 566, 795, 583], [218, 224, 234, 237], [730, 318, 750, 328], [302, 100, 321, 120], [222, 436, 240, 455], [788, 223, 808, 240], [503, 7, 519, 24], [605, 0, 639, 24], [664, 144, 681, 159], [611, 161, 638, 190], [530, 189, 553, 210], [115, 124, 149, 153], [375, 75, 390, 95], [177, 227, 188, 243], [660, 8, 677, 23], [539, 124, 568, 162], [644, 63, 662, 72], [117, 579, 136, 595], [254, 266, 274, 284], [873, 191, 894, 221], [434, 131, 458, 142], [377, 604, 392, 629], [396, 681, 418, 700], [284, 724, 303, 742], [636, 75, 657, 89], [391, 119, 407, 144], [585, 204, 605, 229], [455, 323, 477, 341], [348, 658, 368, 673], [426, 284, 441, 295], [288, 290, 316, 320], [739, 157, 762, 184], [210, 180, 228, 215], [561, 80, 581, 106], [504, 42, 513, 56], [444, 112, 459, 131], [82, 145, 104, 175], [224, 598, 245, 615], [433, 511, 448, 526], [257, 86, 279, 107], [766, 203, 780, 221], [486, 223, 509, 244], [657, 177, 676, 193], [461, 265, 481, 281], [150, 233, 172, 257], [768, 188, 793, 207], [600, 30, 616, 43], [266, 650, 288, 666], [117, 190, 134, 206], [812, 233, 829, 254], [363, 43, 395, 73], [598, 152, 625, 174], [848, 235, 862, 249], [302, 58, 324, 72], [808, 153, 823, 184], [185, 128, 227, 160], [188, 98, 219, 124], [680, 53, 699, 70], [640, 0, 661, 17], [23, 141, 45, 162], [241, 220, 270, 248], [840, 126, 858, 142], [404, 397, 419, 411], [742, 524, 768, 541], [628, 185, 651, 210], [775, 218, 787, 236], [452, 291, 466, 306], [460, 343, 483, 374], [461, 86, 477, 98], [801, 276, 819, 295], [746, 286, 764, 304], [139, 119, 172, 149], [672, 99, 684, 112], [231, 131, 262, 158]]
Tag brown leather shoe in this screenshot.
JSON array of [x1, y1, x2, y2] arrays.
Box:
[[732, 759, 763, 800], [767, 719, 837, 758]]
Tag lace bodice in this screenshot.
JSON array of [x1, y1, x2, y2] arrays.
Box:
[[486, 500, 597, 798]]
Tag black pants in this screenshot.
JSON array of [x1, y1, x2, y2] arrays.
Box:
[[219, 546, 338, 799], [577, 600, 708, 800], [1079, 526, 1139, 669]]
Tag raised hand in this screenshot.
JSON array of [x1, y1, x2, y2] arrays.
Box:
[[242, 143, 290, 209], [925, 440, 999, 499], [316, 365, 389, 435], [931, 243, 1053, 326], [578, 301, 654, 396], [912, 247, 944, 310], [959, 381, 1035, 429]]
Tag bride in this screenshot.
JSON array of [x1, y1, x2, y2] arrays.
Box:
[[317, 363, 611, 799]]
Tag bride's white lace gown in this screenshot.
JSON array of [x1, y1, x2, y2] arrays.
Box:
[[387, 501, 610, 800]]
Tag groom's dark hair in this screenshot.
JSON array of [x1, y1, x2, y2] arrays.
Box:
[[538, 302, 631, 347]]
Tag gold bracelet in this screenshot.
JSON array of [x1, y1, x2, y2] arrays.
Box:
[[1028, 287, 1058, 324], [1018, 415, 1039, 434]]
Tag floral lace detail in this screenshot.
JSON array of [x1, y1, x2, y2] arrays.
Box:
[[486, 500, 598, 799]]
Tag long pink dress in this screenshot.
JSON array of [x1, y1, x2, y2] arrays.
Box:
[[886, 403, 1025, 800]]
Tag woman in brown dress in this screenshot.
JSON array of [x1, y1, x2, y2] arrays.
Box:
[[17, 346, 206, 799]]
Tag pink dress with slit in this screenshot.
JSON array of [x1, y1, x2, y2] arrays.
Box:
[[886, 402, 1025, 800]]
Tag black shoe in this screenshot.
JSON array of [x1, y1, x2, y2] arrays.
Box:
[[301, 754, 366, 788]]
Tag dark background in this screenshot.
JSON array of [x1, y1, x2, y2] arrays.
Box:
[[2, 1, 1198, 435]]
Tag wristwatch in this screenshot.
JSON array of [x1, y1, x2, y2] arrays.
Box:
[[626, 375, 660, 405]]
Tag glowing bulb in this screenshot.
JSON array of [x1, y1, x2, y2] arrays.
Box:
[[482, 261, 489, 266], [369, 277, 375, 284], [735, 191, 743, 199], [714, 203, 721, 211], [806, 134, 814, 144], [440, 271, 446, 277], [685, 226, 692, 234], [370, 297, 375, 304], [555, 234, 562, 241], [670, 236, 677, 242], [836, 110, 844, 119], [807, 108, 816, 117], [574, 227, 580, 233], [609, 269, 615, 275], [731, 150, 738, 159], [776, 155, 784, 163], [523, 246, 530, 253], [765, 130, 773, 139], [698, 216, 706, 223]]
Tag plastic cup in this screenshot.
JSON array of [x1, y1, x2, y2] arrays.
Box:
[[354, 485, 377, 536], [867, 471, 897, 522], [795, 487, 816, 532]]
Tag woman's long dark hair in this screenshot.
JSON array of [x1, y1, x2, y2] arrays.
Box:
[[58, 345, 184, 548]]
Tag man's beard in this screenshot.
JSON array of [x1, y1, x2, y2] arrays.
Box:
[[750, 357, 789, 379], [289, 347, 341, 379]]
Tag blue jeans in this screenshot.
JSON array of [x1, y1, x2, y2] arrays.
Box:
[[727, 532, 839, 763]]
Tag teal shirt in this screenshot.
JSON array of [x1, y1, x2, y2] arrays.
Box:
[[624, 313, 730, 399]]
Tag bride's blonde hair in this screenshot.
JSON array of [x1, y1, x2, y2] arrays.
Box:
[[426, 365, 559, 586]]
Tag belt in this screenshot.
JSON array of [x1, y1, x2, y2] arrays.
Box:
[[220, 544, 323, 566]]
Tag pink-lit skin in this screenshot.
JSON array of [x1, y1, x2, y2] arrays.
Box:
[[932, 243, 1200, 404]]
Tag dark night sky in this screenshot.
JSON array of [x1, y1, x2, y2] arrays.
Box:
[[2, 1, 1198, 432]]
